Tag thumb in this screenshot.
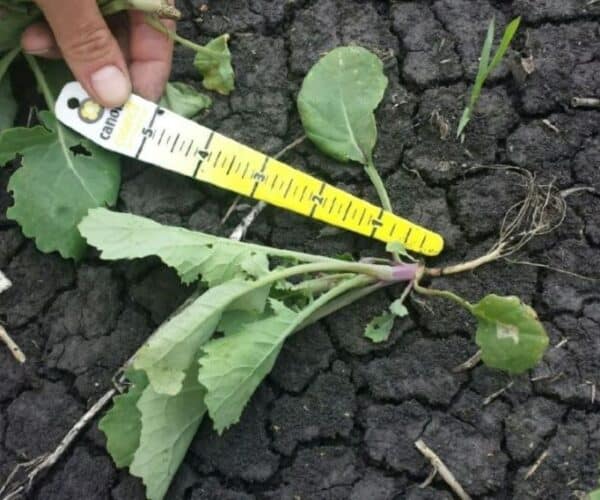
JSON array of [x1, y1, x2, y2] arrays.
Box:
[[35, 0, 131, 108]]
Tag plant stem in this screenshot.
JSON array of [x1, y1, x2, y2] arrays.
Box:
[[413, 280, 472, 311], [24, 54, 55, 110], [425, 246, 504, 277], [0, 47, 20, 81], [100, 0, 181, 18], [364, 158, 393, 213], [292, 274, 375, 330], [297, 279, 386, 330], [144, 14, 225, 53]]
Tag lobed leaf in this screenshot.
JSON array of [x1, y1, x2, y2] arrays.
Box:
[[198, 300, 300, 433], [0, 112, 120, 259], [472, 294, 548, 374], [193, 34, 235, 95], [133, 279, 265, 396], [297, 46, 388, 166], [99, 370, 148, 468], [130, 366, 206, 500], [159, 81, 212, 118], [79, 208, 269, 286]]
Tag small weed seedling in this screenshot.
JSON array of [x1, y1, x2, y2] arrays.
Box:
[[457, 16, 521, 139]]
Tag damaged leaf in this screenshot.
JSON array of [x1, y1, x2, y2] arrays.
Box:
[[472, 294, 548, 374], [194, 34, 235, 95], [0, 112, 120, 259]]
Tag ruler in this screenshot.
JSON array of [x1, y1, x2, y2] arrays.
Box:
[[55, 82, 444, 256]]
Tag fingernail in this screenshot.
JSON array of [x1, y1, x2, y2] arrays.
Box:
[[90, 65, 131, 107], [22, 28, 54, 55]]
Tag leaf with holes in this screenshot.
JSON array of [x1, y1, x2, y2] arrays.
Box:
[[0, 112, 120, 259], [364, 311, 395, 343], [472, 294, 548, 374]]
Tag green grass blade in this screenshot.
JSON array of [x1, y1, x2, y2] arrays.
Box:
[[457, 17, 495, 137], [486, 17, 521, 78]]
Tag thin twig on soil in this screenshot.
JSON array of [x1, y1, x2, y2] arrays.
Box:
[[1, 389, 117, 500], [453, 350, 482, 373], [220, 195, 242, 225], [0, 325, 26, 364], [229, 135, 306, 241], [482, 381, 514, 406], [414, 439, 472, 500], [525, 450, 549, 479], [571, 97, 600, 108]]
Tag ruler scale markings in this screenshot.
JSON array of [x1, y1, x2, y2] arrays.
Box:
[[284, 179, 294, 197], [55, 83, 444, 256], [343, 201, 353, 221], [250, 157, 269, 198], [329, 197, 337, 214], [212, 150, 222, 168], [170, 133, 180, 153], [299, 185, 307, 203], [204, 131, 215, 150], [185, 140, 194, 157], [358, 208, 366, 226], [370, 208, 384, 238], [271, 174, 279, 189], [135, 104, 160, 159], [226, 157, 236, 175]]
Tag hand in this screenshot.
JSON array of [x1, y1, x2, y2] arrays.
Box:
[[21, 0, 175, 107]]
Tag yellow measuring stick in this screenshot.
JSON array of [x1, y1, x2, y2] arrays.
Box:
[[56, 82, 444, 256]]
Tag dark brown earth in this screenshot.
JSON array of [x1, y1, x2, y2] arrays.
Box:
[[1, 0, 600, 498]]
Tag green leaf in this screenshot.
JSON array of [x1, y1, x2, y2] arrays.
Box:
[[159, 82, 212, 118], [297, 46, 388, 166], [79, 208, 268, 286], [589, 489, 600, 500], [386, 241, 416, 262], [193, 34, 235, 95], [0, 48, 19, 132], [389, 298, 408, 318], [457, 17, 520, 138], [130, 365, 206, 500], [133, 279, 267, 395], [0, 9, 38, 51], [364, 312, 395, 343], [99, 370, 148, 468], [0, 78, 16, 132], [472, 294, 548, 374], [198, 299, 299, 433], [1, 112, 120, 259]]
